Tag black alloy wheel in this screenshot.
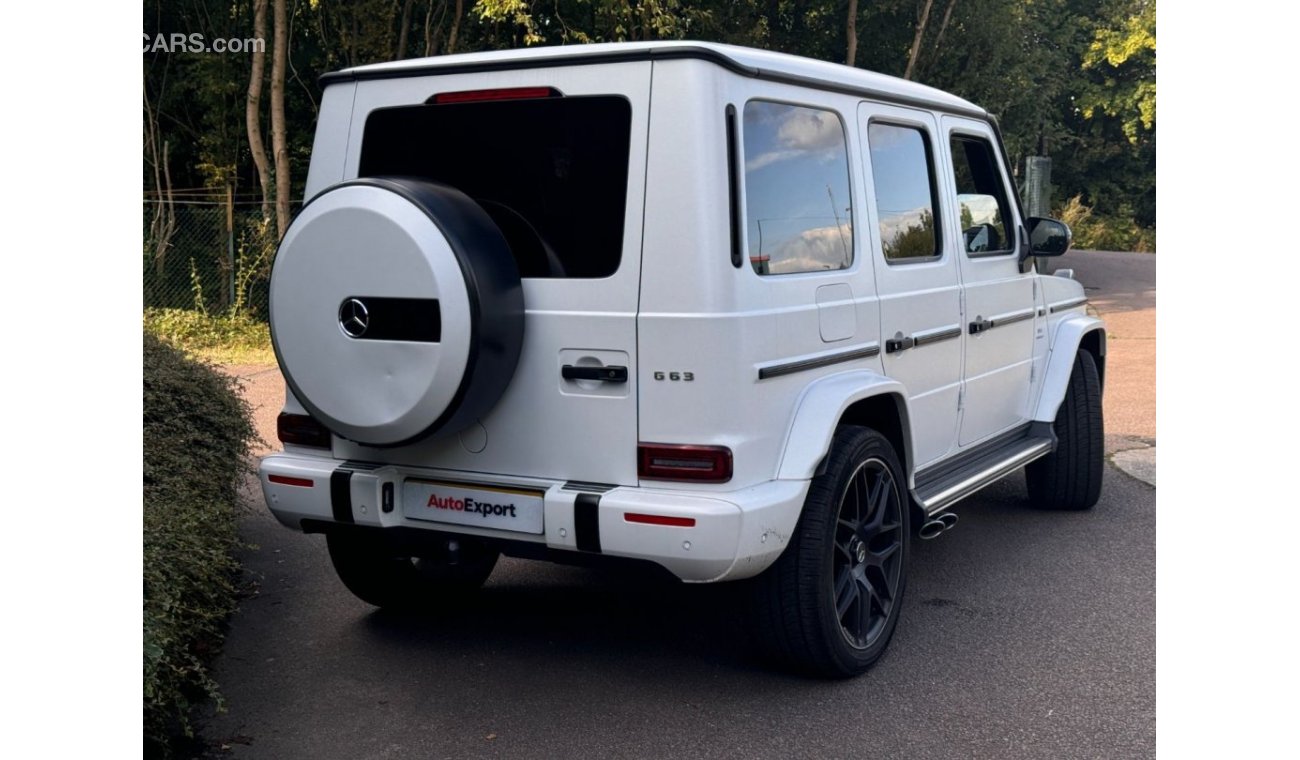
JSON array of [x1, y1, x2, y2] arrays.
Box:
[[832, 457, 905, 650], [751, 426, 910, 677]]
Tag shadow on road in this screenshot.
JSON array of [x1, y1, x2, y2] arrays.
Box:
[[353, 563, 776, 677]]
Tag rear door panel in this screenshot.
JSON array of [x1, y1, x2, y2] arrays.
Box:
[[857, 103, 964, 469]]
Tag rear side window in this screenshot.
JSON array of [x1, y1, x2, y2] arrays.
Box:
[[742, 101, 853, 275], [359, 96, 632, 279], [950, 135, 1014, 255], [867, 123, 941, 262]]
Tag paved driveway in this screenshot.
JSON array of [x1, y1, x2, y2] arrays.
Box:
[[207, 252, 1156, 758]]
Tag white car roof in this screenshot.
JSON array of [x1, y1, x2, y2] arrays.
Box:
[[323, 40, 986, 118]]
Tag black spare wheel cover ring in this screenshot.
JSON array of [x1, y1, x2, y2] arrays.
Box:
[[269, 176, 524, 447]]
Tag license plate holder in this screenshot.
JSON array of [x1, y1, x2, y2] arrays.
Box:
[[401, 479, 545, 535]]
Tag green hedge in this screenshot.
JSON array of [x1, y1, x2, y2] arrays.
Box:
[[143, 333, 257, 757]]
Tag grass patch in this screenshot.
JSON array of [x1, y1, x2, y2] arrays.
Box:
[[144, 308, 274, 364], [144, 333, 258, 757]]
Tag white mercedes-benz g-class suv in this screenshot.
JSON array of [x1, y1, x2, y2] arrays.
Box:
[[260, 41, 1104, 677]]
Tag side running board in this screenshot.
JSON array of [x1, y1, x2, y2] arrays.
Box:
[[913, 422, 1056, 515]]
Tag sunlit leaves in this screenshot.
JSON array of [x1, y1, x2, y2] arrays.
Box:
[[1080, 0, 1156, 143]]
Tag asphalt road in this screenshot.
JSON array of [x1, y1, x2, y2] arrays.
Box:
[[1046, 250, 1156, 448], [203, 252, 1156, 759]]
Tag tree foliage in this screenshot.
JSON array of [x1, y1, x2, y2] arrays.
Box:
[[143, 0, 1156, 249], [1080, 0, 1156, 143]]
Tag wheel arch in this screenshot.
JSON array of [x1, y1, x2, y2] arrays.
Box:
[[1079, 327, 1106, 389], [1033, 315, 1106, 423], [837, 394, 912, 484], [776, 371, 915, 486]]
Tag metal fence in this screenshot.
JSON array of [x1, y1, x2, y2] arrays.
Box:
[[143, 200, 280, 320]]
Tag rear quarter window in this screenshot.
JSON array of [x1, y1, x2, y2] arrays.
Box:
[[741, 101, 854, 276]]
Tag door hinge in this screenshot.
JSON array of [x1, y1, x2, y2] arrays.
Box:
[[957, 387, 965, 411], [1029, 362, 1036, 384]]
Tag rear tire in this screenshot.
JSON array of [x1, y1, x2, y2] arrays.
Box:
[[1026, 350, 1104, 510], [751, 426, 909, 677], [326, 531, 499, 610]]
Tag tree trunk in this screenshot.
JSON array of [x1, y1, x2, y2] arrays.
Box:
[[153, 143, 177, 281], [928, 0, 958, 64], [144, 81, 176, 282], [424, 0, 434, 55], [425, 0, 449, 56], [903, 0, 936, 80], [271, 0, 291, 239], [350, 3, 359, 67], [397, 0, 416, 59], [846, 0, 858, 67], [246, 0, 272, 220], [447, 0, 463, 54]]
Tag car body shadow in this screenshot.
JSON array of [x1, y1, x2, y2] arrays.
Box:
[[351, 561, 786, 680]]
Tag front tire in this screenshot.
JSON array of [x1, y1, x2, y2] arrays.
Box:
[[326, 531, 499, 610], [751, 426, 910, 677], [1026, 350, 1104, 510]]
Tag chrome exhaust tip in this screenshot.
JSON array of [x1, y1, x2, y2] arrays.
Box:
[[919, 512, 958, 540]]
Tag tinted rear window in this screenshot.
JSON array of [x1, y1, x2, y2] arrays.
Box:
[[359, 96, 632, 278]]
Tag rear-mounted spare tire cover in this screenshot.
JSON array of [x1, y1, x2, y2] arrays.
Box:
[[269, 177, 523, 447]]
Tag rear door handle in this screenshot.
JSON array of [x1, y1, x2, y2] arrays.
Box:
[[885, 334, 916, 353], [562, 365, 628, 383], [969, 317, 992, 335]]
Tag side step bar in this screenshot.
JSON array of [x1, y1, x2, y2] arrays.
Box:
[[913, 423, 1056, 515]]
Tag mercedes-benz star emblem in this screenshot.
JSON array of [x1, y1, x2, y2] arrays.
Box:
[[339, 298, 370, 338]]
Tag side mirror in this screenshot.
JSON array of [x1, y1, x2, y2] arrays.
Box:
[[1025, 216, 1072, 258]]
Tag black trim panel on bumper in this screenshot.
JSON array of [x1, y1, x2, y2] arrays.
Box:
[[574, 493, 602, 553], [330, 469, 355, 524], [329, 461, 383, 524]]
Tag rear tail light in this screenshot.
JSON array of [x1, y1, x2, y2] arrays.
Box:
[[624, 513, 696, 527], [277, 413, 331, 449], [637, 443, 733, 483], [429, 87, 561, 104], [268, 474, 314, 488]]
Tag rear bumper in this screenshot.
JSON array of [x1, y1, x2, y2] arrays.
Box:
[[259, 453, 808, 582]]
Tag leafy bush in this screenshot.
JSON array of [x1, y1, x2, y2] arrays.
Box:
[[144, 334, 257, 757], [143, 308, 273, 364], [1056, 195, 1156, 253]]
